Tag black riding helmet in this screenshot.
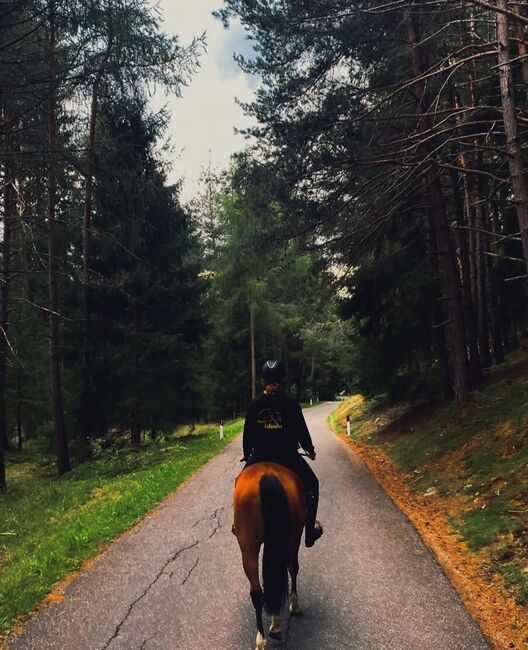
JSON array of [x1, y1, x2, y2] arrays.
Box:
[[262, 359, 285, 384]]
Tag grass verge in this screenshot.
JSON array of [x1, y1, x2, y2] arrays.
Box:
[[0, 420, 242, 637], [329, 350, 528, 650]]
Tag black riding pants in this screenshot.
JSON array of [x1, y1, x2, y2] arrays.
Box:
[[244, 452, 319, 495]]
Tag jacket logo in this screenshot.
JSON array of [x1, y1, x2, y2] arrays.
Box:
[[257, 409, 283, 430]]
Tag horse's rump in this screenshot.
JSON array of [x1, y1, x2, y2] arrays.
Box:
[[234, 462, 306, 646], [233, 462, 306, 544]]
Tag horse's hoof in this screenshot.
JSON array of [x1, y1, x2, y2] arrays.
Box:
[[289, 594, 302, 616], [269, 615, 282, 639], [289, 604, 303, 616], [255, 632, 267, 649]]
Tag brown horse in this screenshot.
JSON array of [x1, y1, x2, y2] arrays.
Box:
[[233, 462, 305, 650]]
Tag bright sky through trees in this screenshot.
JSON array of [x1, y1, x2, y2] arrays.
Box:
[[153, 0, 258, 201]]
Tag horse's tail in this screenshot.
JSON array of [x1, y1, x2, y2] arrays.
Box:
[[259, 474, 289, 615]]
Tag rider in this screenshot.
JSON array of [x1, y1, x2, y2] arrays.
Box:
[[242, 360, 323, 547]]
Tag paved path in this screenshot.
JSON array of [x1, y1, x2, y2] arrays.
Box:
[[7, 403, 491, 650]]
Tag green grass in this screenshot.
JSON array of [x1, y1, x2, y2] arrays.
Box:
[[329, 350, 528, 605], [496, 562, 528, 606], [454, 501, 520, 550], [0, 420, 242, 635]]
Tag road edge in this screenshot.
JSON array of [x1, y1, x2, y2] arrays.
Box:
[[1, 434, 242, 650], [332, 429, 527, 650]]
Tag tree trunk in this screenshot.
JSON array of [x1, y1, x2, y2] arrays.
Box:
[[22, 413, 37, 440], [17, 370, 22, 450], [474, 166, 493, 368], [79, 80, 101, 460], [449, 163, 481, 382], [131, 303, 141, 444], [513, 2, 528, 93], [485, 248, 505, 364], [408, 15, 470, 403], [497, 1, 528, 272], [424, 211, 452, 399], [0, 141, 14, 452], [47, 1, 71, 476], [452, 77, 489, 373], [428, 180, 470, 402], [488, 198, 507, 363], [131, 425, 141, 445], [0, 433, 4, 490], [80, 30, 112, 459], [295, 360, 302, 403], [461, 24, 495, 367], [250, 306, 256, 399]]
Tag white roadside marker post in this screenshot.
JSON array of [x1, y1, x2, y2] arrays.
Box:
[[346, 414, 351, 437], [310, 397, 313, 406], [220, 419, 224, 440]]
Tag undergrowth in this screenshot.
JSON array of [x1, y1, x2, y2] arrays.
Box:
[[330, 350, 528, 607]]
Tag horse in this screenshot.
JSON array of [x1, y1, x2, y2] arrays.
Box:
[[233, 461, 305, 650]]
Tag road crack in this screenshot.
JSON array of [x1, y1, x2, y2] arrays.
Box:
[[100, 540, 200, 650], [138, 632, 157, 650], [181, 558, 199, 585], [192, 506, 225, 529]]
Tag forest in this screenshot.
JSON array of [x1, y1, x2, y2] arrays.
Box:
[[1, 0, 528, 497]]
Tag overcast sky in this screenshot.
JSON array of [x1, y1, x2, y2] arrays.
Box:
[[152, 0, 258, 202]]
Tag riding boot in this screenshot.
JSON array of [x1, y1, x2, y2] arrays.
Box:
[[304, 490, 323, 547]]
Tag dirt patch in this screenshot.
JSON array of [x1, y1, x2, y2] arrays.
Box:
[[338, 433, 528, 650]]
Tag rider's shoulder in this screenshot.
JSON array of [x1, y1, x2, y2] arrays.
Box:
[[248, 393, 267, 409], [280, 392, 299, 407], [246, 396, 260, 410]]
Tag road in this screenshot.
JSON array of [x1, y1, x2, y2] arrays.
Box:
[[7, 402, 490, 650]]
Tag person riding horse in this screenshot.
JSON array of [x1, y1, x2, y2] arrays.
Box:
[[241, 360, 323, 547]]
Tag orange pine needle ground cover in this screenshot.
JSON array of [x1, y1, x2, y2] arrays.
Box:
[[338, 432, 528, 650], [330, 370, 528, 650]]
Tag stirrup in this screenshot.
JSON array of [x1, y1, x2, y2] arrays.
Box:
[[305, 521, 323, 548]]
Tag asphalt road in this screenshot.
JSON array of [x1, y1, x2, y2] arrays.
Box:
[[7, 402, 491, 650]]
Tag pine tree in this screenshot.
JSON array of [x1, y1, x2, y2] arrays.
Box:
[[87, 97, 204, 441]]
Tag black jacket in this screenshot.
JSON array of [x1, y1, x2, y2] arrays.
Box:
[[242, 391, 315, 460]]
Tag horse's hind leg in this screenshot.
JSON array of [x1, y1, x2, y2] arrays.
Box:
[[242, 546, 266, 650], [251, 590, 266, 649], [288, 557, 302, 616], [269, 613, 283, 639]]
